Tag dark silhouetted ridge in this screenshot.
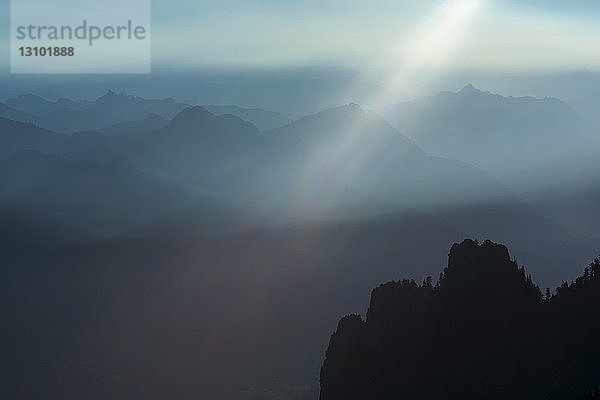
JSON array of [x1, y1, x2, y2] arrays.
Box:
[[320, 239, 600, 400]]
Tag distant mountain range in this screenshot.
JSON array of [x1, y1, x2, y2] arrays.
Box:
[[0, 97, 593, 275], [2, 91, 189, 133], [204, 104, 292, 130], [1, 92, 292, 133], [2, 89, 600, 400], [320, 239, 600, 400], [7, 93, 92, 115], [381, 84, 599, 186]]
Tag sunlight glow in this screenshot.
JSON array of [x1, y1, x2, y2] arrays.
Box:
[[369, 0, 483, 109], [261, 0, 484, 221]]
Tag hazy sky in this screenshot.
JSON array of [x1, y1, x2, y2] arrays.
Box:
[[145, 0, 600, 71], [1, 0, 599, 107], [1, 0, 599, 72]]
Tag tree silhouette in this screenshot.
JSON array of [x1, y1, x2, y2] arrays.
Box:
[[320, 239, 600, 400]]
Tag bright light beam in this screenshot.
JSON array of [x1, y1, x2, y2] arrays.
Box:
[[380, 0, 481, 107], [342, 0, 483, 110]]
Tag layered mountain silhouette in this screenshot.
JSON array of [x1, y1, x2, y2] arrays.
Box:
[[6, 93, 91, 115], [0, 101, 590, 276], [204, 104, 291, 130], [0, 117, 131, 166], [380, 84, 600, 247], [381, 84, 598, 185], [1, 92, 188, 133], [2, 90, 600, 400], [98, 113, 168, 136], [0, 150, 195, 237], [0, 117, 68, 157], [525, 175, 600, 246], [127, 106, 266, 195], [2, 92, 296, 134], [320, 239, 600, 400], [0, 102, 37, 124], [260, 104, 505, 213]]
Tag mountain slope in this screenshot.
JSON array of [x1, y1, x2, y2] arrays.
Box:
[[0, 118, 68, 158], [257, 104, 426, 217], [381, 85, 599, 184], [128, 106, 266, 193], [6, 94, 91, 115], [0, 117, 132, 166], [98, 113, 168, 136], [204, 104, 291, 130], [3, 91, 190, 133], [38, 91, 190, 132], [0, 102, 579, 262], [0, 102, 38, 124], [0, 150, 196, 237], [260, 105, 569, 244]]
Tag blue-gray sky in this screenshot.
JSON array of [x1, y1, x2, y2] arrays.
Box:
[[1, 0, 599, 71], [1, 0, 600, 107], [145, 0, 600, 72]]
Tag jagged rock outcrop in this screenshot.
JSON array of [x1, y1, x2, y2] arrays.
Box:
[[320, 239, 600, 400]]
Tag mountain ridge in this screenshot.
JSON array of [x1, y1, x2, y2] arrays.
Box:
[[320, 239, 600, 400]]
